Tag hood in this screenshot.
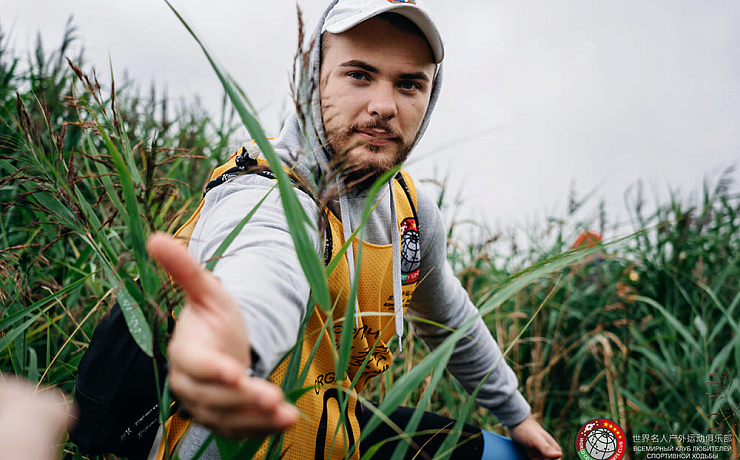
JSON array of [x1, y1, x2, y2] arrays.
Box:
[[268, 0, 444, 201]]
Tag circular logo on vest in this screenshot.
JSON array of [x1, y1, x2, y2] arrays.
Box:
[[400, 218, 420, 284], [574, 419, 626, 460]]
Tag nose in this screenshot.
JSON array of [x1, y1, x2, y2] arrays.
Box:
[[366, 83, 397, 120]]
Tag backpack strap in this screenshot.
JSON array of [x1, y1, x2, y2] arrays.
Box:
[[204, 145, 314, 198], [173, 145, 313, 249], [394, 170, 419, 226], [153, 412, 191, 460]]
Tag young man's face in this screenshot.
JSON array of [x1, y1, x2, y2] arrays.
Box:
[[319, 16, 437, 179]]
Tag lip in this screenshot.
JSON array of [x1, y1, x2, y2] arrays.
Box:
[[356, 130, 395, 146]]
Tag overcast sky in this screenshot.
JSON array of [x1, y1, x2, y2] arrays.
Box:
[[3, 0, 739, 239]]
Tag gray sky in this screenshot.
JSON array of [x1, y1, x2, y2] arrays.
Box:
[[3, 0, 739, 239]]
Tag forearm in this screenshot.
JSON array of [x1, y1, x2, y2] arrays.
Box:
[[408, 264, 531, 427], [409, 185, 530, 427], [188, 174, 320, 376]]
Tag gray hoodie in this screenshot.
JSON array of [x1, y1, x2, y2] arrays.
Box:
[[150, 2, 530, 458]]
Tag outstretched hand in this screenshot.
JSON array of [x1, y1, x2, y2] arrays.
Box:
[[147, 233, 299, 439], [508, 414, 562, 460]]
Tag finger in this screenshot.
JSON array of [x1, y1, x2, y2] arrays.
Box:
[[194, 402, 300, 440], [147, 233, 219, 305], [543, 435, 562, 459], [530, 429, 562, 460], [235, 374, 288, 411], [170, 370, 285, 411], [175, 374, 300, 440]]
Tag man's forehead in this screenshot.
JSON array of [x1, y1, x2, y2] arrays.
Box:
[[321, 17, 436, 71]]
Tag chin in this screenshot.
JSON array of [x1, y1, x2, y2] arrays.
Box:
[[332, 149, 392, 189], [347, 146, 399, 174]]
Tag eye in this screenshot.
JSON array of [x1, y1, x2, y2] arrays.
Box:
[[348, 71, 369, 82], [399, 81, 420, 91]]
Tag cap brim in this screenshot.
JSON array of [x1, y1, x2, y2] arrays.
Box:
[[323, 4, 444, 63]]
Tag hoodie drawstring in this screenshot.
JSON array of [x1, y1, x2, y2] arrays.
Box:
[[388, 181, 404, 352], [338, 192, 361, 328]]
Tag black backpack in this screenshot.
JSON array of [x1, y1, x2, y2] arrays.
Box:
[[70, 300, 171, 460]]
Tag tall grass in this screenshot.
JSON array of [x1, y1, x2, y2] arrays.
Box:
[[0, 19, 240, 457], [416, 172, 740, 456], [1, 11, 738, 460]]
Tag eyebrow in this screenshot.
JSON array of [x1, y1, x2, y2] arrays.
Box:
[[399, 72, 430, 82], [340, 60, 379, 74], [340, 60, 431, 82]]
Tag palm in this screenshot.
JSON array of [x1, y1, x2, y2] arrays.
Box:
[[171, 277, 250, 374]]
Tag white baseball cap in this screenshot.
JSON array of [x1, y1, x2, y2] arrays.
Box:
[[322, 0, 445, 64]]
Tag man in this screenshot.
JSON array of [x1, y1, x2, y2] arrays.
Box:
[[147, 1, 562, 459]]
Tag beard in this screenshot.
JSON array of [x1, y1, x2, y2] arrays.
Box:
[[325, 120, 416, 186]]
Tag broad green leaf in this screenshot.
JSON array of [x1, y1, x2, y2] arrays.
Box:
[[216, 437, 266, 460], [115, 282, 154, 357]]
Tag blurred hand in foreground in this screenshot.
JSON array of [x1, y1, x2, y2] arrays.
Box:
[[0, 375, 75, 460]]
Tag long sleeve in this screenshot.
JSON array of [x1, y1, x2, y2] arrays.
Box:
[[188, 173, 321, 377], [406, 185, 531, 428]]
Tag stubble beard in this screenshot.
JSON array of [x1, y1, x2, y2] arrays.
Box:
[[326, 120, 415, 187]]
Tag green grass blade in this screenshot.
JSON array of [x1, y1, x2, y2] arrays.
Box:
[[632, 295, 701, 353], [97, 124, 157, 296], [435, 277, 561, 460], [0, 274, 92, 331], [325, 167, 399, 277], [335, 166, 400, 383], [358, 321, 462, 445], [478, 246, 598, 316], [355, 393, 415, 460], [332, 168, 402, 456], [85, 133, 126, 217], [185, 433, 215, 460], [388, 350, 453, 460], [1, 306, 54, 356], [163, 0, 331, 313]]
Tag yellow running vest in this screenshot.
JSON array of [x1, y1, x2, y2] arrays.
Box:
[[155, 148, 421, 460]]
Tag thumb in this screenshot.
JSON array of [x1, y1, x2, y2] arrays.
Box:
[[147, 232, 218, 306]]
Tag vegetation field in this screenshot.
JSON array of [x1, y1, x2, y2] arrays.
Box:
[[1, 17, 738, 460]]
